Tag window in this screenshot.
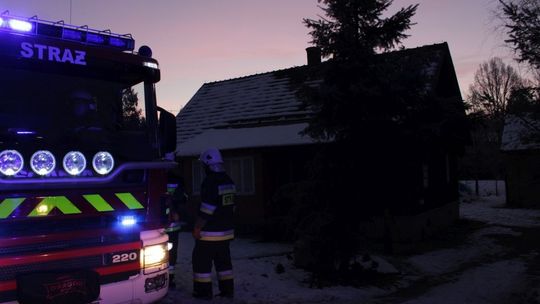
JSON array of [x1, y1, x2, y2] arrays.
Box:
[[0, 67, 153, 161], [192, 157, 255, 195]]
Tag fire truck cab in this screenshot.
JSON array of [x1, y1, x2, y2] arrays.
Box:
[[0, 14, 176, 304]]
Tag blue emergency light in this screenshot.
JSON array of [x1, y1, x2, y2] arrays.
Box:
[[8, 19, 33, 32], [0, 13, 135, 51], [119, 215, 138, 227]]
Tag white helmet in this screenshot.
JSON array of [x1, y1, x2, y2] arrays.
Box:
[[199, 148, 223, 166]]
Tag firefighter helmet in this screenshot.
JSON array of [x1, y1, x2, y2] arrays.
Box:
[[199, 148, 223, 166]]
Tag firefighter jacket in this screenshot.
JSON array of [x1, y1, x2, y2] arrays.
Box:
[[198, 171, 235, 241]]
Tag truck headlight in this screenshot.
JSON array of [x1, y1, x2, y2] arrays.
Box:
[[63, 151, 86, 176], [142, 243, 168, 274], [0, 150, 24, 176], [92, 151, 114, 175], [30, 150, 56, 176]]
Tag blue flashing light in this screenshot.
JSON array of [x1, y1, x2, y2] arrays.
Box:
[[1, 14, 135, 51], [62, 28, 83, 41], [8, 19, 33, 32], [16, 130, 36, 135], [87, 33, 106, 44], [120, 215, 137, 227], [109, 37, 126, 48]]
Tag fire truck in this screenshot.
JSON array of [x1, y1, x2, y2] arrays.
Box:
[[0, 14, 177, 304]]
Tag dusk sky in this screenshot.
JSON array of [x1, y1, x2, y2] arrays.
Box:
[[1, 0, 515, 114]]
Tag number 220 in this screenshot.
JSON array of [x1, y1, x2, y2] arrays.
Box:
[[112, 252, 138, 263]]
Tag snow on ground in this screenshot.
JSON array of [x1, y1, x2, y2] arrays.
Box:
[[407, 196, 532, 276], [400, 259, 527, 304], [161, 192, 540, 304], [461, 195, 540, 227], [164, 234, 385, 304], [398, 195, 536, 304]]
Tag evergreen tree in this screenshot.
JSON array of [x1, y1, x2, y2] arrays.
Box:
[[293, 0, 422, 283], [500, 0, 540, 70], [302, 0, 418, 142], [498, 1, 540, 147], [304, 0, 417, 61]]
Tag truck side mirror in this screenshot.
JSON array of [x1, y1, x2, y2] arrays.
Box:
[[157, 107, 177, 154]]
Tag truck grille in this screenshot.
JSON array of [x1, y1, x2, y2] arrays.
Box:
[[0, 237, 103, 256], [0, 255, 103, 281], [0, 232, 142, 302]]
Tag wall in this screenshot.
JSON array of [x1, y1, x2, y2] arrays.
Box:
[[505, 152, 540, 208], [179, 149, 266, 227]]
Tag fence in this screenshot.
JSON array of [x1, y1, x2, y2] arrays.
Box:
[[459, 180, 506, 197]]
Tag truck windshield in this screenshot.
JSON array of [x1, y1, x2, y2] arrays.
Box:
[[0, 67, 152, 160]]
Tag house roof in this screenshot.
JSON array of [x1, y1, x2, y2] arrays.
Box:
[[501, 115, 540, 152], [178, 123, 315, 156], [176, 69, 313, 156], [176, 42, 458, 157]]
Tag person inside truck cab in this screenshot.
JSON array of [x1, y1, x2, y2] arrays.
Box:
[[67, 89, 101, 131]]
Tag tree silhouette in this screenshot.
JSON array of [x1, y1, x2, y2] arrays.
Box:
[[301, 0, 418, 143], [121, 88, 145, 130], [467, 57, 525, 137], [304, 0, 418, 61], [500, 0, 540, 70], [292, 0, 421, 282]]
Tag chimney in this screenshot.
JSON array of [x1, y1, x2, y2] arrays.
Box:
[[306, 46, 321, 66]]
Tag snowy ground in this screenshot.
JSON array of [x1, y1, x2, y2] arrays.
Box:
[[160, 194, 540, 304]]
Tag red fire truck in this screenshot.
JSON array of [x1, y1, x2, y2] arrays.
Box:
[[0, 14, 177, 304]]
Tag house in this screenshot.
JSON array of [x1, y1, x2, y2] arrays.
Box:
[[175, 42, 468, 241], [501, 115, 540, 207]]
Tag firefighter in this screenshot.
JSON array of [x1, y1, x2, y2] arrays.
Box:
[[192, 148, 235, 299], [165, 168, 187, 289], [66, 89, 102, 132]]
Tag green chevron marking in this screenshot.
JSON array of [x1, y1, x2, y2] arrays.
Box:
[[29, 196, 82, 216], [115, 193, 144, 210], [83, 194, 114, 212], [0, 198, 25, 219]]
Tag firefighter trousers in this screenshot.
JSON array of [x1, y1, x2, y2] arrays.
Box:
[[192, 240, 233, 296], [167, 230, 179, 267]]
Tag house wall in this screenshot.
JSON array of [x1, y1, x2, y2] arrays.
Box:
[[259, 145, 320, 211], [178, 143, 460, 224], [179, 149, 265, 227], [424, 146, 460, 210], [178, 145, 320, 229], [505, 151, 540, 208]]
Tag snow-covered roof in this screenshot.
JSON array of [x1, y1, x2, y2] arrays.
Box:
[[177, 123, 315, 156], [176, 70, 312, 156], [501, 115, 540, 152], [176, 43, 453, 156]]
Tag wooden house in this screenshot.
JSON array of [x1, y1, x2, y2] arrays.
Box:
[[175, 42, 468, 241], [501, 115, 540, 207]]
